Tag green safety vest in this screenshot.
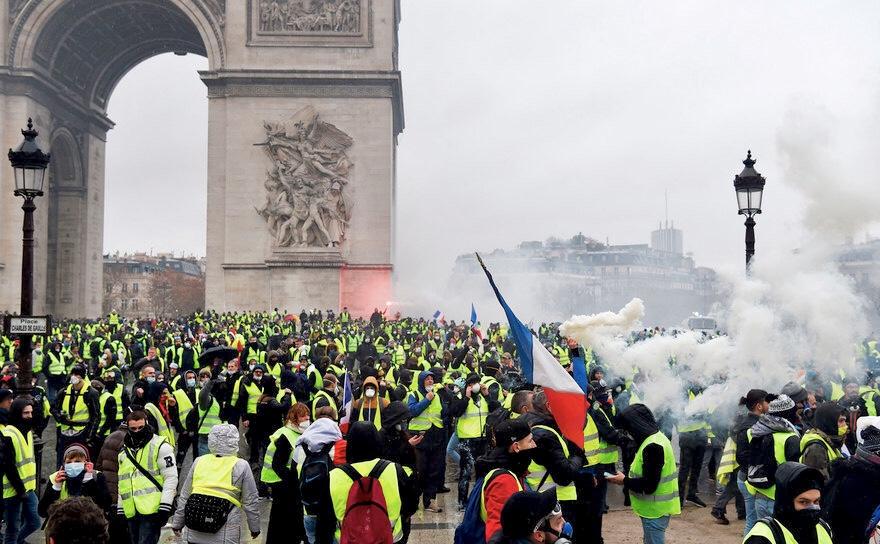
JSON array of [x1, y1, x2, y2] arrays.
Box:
[[329, 459, 409, 542], [716, 437, 738, 486], [192, 454, 242, 507], [409, 390, 442, 431], [862, 390, 878, 417], [799, 432, 841, 464], [629, 431, 680, 519], [307, 366, 324, 394], [32, 350, 43, 374], [744, 518, 832, 544], [480, 469, 522, 521], [582, 412, 601, 467], [98, 391, 116, 435], [106, 385, 124, 421], [746, 429, 797, 499], [391, 346, 406, 366], [144, 403, 176, 448], [1, 426, 36, 498], [480, 376, 502, 404], [358, 399, 383, 431], [261, 426, 301, 484], [526, 425, 577, 501], [243, 381, 262, 415], [266, 362, 283, 380], [594, 407, 619, 464], [197, 399, 222, 435], [678, 391, 711, 433], [58, 384, 91, 431], [456, 397, 487, 439], [312, 390, 338, 418], [173, 388, 196, 421], [118, 435, 167, 518]]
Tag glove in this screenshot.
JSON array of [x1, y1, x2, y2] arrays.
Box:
[[157, 504, 172, 526], [251, 532, 261, 539]]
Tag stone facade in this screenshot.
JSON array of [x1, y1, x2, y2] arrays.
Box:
[[0, 0, 402, 318]]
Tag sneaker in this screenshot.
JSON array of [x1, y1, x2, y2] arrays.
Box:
[[425, 499, 443, 513], [687, 495, 707, 508], [438, 486, 451, 493], [711, 510, 729, 525]]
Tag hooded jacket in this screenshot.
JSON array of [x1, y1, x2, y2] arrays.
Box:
[[618, 404, 665, 494], [378, 401, 417, 468], [745, 463, 827, 544], [800, 403, 843, 479], [733, 411, 761, 476], [406, 371, 446, 444], [475, 446, 529, 542], [748, 414, 801, 490], [351, 376, 389, 425], [822, 447, 880, 544]]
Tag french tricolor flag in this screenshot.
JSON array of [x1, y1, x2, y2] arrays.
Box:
[[476, 253, 587, 449]]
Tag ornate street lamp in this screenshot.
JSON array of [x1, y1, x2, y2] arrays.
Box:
[[733, 150, 765, 273], [8, 118, 50, 395]]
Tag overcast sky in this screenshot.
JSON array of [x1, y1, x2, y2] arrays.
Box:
[[105, 1, 880, 293]]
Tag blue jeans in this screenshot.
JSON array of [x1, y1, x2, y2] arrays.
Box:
[[737, 472, 758, 535], [640, 515, 670, 544], [197, 434, 209, 456], [3, 490, 40, 544], [754, 493, 774, 520], [446, 431, 460, 464], [127, 513, 162, 544], [304, 514, 317, 544]]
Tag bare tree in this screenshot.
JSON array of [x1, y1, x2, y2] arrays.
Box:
[[103, 265, 126, 315]]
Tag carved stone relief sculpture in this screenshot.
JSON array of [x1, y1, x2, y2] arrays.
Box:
[[258, 0, 361, 33], [256, 106, 354, 249]]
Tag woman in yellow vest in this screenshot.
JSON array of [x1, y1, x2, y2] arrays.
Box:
[[171, 424, 262, 543], [799, 403, 845, 480], [350, 376, 389, 430], [261, 403, 310, 544], [612, 403, 680, 544], [38, 443, 112, 518], [743, 462, 832, 544]]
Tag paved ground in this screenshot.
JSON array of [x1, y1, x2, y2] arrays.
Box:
[[25, 432, 744, 544]]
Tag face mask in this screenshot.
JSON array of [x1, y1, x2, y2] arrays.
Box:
[[70, 376, 81, 386], [297, 421, 310, 432], [200, 379, 209, 388], [365, 388, 376, 398], [146, 376, 156, 384], [795, 504, 821, 525], [184, 342, 191, 348], [186, 378, 196, 388], [471, 384, 481, 394], [249, 364, 256, 371], [838, 425, 848, 437], [424, 384, 434, 393], [64, 462, 85, 478]]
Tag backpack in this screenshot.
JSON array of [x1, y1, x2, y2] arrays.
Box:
[[299, 443, 334, 514], [483, 407, 511, 447], [454, 469, 517, 544], [337, 460, 394, 544]]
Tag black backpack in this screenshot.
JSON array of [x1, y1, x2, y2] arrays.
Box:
[[300, 443, 334, 514]]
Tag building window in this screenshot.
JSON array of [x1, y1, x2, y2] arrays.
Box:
[[122, 283, 128, 293], [133, 283, 139, 293], [121, 299, 128, 310], [132, 299, 138, 311]]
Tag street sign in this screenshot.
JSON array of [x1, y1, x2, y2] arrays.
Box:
[[3, 315, 51, 335]]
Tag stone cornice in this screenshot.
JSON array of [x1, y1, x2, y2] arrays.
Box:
[[200, 69, 404, 134]]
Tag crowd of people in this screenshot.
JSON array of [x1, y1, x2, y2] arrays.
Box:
[[0, 308, 878, 544]]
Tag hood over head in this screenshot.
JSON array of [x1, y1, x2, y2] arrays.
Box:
[[772, 461, 824, 519], [297, 417, 342, 453], [208, 424, 240, 456], [380, 401, 411, 430], [417, 370, 433, 394], [617, 403, 660, 443], [813, 402, 843, 437]]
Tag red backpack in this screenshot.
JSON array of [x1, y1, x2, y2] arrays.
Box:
[[337, 460, 395, 544]]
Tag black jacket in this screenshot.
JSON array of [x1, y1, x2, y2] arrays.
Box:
[[733, 411, 760, 476], [822, 448, 880, 544], [523, 412, 584, 491]]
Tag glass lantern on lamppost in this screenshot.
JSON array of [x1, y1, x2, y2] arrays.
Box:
[[733, 150, 765, 273], [7, 118, 50, 395]]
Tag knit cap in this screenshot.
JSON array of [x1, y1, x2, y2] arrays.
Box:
[[768, 394, 795, 414]]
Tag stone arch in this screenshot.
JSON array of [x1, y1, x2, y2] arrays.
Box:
[[8, 0, 225, 111]]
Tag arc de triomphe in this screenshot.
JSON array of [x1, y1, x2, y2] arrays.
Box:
[[0, 0, 403, 318]]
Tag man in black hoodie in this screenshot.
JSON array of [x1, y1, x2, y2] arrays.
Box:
[[743, 462, 832, 544]]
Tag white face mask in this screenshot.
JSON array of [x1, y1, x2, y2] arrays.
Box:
[[471, 384, 481, 394], [424, 384, 434, 393], [70, 376, 81, 386], [365, 388, 376, 398], [297, 421, 310, 432]]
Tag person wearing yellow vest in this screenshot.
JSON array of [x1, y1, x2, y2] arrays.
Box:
[[99, 370, 129, 438], [261, 403, 310, 544], [733, 389, 771, 534], [450, 373, 498, 511], [312, 373, 340, 418], [478, 418, 535, 542], [582, 381, 628, 544], [351, 376, 389, 430], [117, 410, 178, 544], [220, 358, 244, 426], [524, 391, 589, 538], [2, 397, 41, 543], [678, 386, 712, 508], [171, 370, 201, 467], [185, 369, 223, 457], [743, 462, 833, 544], [328, 421, 417, 543], [611, 403, 680, 544], [171, 424, 261, 542], [52, 366, 99, 467], [407, 370, 447, 513], [747, 394, 802, 523], [37, 443, 112, 519], [45, 341, 68, 404], [799, 403, 845, 480]]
